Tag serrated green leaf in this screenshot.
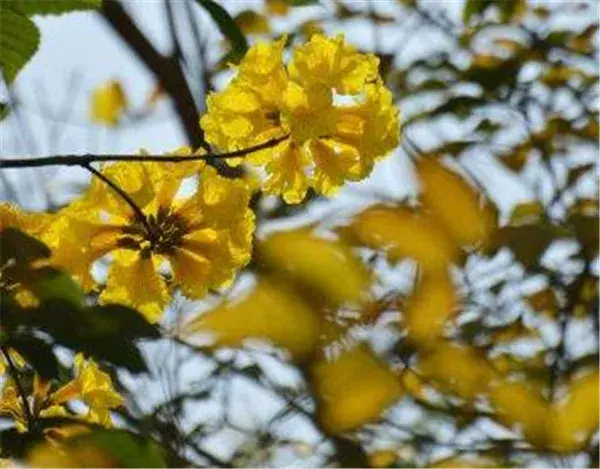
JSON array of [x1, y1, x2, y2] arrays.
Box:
[[196, 0, 248, 64], [0, 6, 40, 84]]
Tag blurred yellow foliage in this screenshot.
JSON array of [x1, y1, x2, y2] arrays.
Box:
[[309, 345, 403, 434], [184, 279, 321, 360], [416, 158, 496, 249], [235, 10, 270, 35], [89, 80, 127, 126], [341, 205, 461, 271], [418, 342, 494, 400], [28, 440, 118, 468], [259, 229, 371, 308], [402, 272, 457, 344], [549, 370, 599, 452]]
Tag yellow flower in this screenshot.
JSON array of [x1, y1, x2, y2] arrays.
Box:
[[0, 355, 123, 434], [46, 160, 254, 321], [288, 34, 380, 94], [201, 35, 400, 203], [90, 80, 128, 127], [51, 354, 123, 427]]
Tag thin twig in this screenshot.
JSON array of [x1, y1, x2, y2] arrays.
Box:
[[82, 163, 150, 231], [0, 135, 289, 169]]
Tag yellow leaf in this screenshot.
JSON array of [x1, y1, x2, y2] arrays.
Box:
[[416, 159, 496, 249], [488, 380, 548, 448], [258, 228, 371, 308], [182, 279, 321, 361], [549, 370, 599, 452], [368, 450, 398, 468], [309, 345, 403, 434], [429, 456, 500, 468], [418, 342, 495, 401], [235, 10, 270, 35], [89, 80, 127, 126], [265, 0, 289, 16], [340, 204, 461, 272], [402, 272, 457, 344]]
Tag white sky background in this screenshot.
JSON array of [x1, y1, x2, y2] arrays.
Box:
[[0, 1, 597, 466]]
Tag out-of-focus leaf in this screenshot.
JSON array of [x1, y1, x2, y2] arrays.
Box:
[[259, 229, 371, 308], [0, 227, 50, 264], [401, 272, 457, 344], [463, 0, 525, 25], [486, 204, 568, 268], [3, 299, 158, 373], [429, 455, 500, 468], [418, 342, 494, 401], [27, 429, 165, 468], [183, 279, 321, 361], [567, 198, 599, 255], [566, 163, 595, 187], [488, 380, 548, 447], [234, 10, 270, 35], [309, 344, 403, 434], [30, 266, 85, 306], [13, 0, 101, 15], [340, 204, 461, 272], [4, 334, 58, 379], [89, 80, 127, 126], [196, 0, 248, 63], [549, 370, 599, 452], [0, 101, 9, 120], [0, 5, 40, 84], [416, 158, 497, 249]]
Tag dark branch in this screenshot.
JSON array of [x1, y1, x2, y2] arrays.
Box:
[[100, 0, 207, 151], [0, 135, 289, 169]]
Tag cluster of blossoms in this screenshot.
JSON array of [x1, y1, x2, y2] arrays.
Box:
[[201, 34, 400, 203], [0, 353, 122, 435], [1, 35, 399, 324], [42, 157, 254, 322]]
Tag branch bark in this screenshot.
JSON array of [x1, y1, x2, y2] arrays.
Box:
[[100, 0, 208, 151]]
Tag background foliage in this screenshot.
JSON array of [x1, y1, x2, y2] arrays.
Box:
[[0, 0, 598, 467]]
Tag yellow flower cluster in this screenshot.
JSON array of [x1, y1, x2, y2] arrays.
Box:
[[201, 34, 400, 203], [1, 152, 254, 323], [0, 353, 122, 434], [44, 157, 254, 322]]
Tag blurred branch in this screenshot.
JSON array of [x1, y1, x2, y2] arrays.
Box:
[[100, 0, 208, 151]]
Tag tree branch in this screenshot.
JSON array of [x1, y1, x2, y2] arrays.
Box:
[[0, 135, 289, 169], [100, 0, 208, 151]]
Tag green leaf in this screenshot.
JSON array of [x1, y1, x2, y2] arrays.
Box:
[[0, 101, 9, 120], [84, 430, 166, 468], [30, 266, 85, 306], [196, 0, 248, 63], [287, 0, 320, 5], [6, 334, 59, 379], [0, 227, 50, 264], [0, 6, 40, 84], [2, 298, 159, 374], [13, 0, 102, 16]]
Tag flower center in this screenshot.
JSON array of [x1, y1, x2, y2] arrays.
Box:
[[118, 207, 188, 256]]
